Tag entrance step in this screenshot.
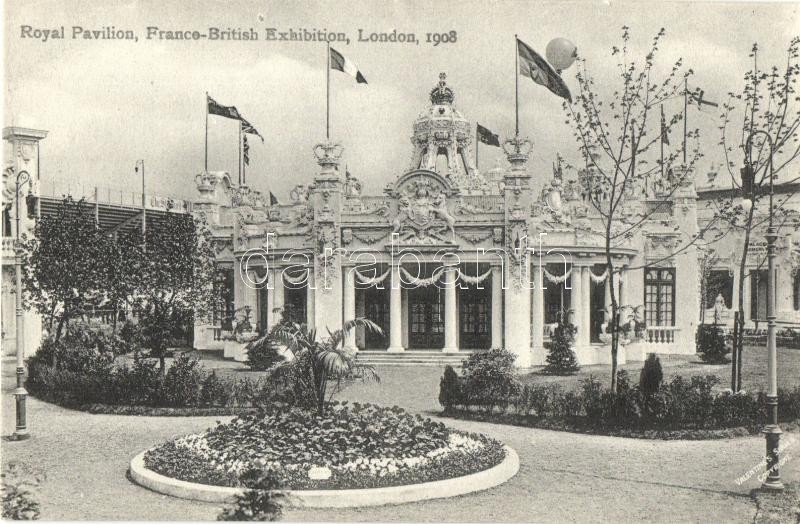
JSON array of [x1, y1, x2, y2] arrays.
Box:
[[355, 350, 475, 367]]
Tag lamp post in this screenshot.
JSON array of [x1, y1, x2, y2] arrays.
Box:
[[743, 130, 783, 491], [12, 168, 31, 440]]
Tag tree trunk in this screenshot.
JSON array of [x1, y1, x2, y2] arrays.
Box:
[[733, 204, 756, 391]]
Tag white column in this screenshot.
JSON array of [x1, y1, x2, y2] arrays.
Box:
[[388, 263, 404, 352], [343, 266, 356, 350], [532, 264, 545, 364], [306, 270, 315, 327], [272, 267, 284, 322], [443, 263, 458, 353], [581, 266, 592, 347], [570, 265, 583, 344], [491, 264, 503, 349], [743, 270, 752, 324], [618, 265, 628, 307], [504, 263, 532, 367], [604, 274, 612, 322]]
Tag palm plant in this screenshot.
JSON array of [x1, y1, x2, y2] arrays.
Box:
[[264, 318, 382, 415]]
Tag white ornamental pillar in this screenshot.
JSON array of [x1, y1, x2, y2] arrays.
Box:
[[618, 265, 628, 307], [272, 267, 284, 322], [306, 269, 315, 327], [388, 262, 404, 352], [532, 265, 545, 363], [491, 263, 503, 349], [504, 264, 532, 367], [443, 261, 459, 353], [570, 265, 583, 343], [581, 266, 592, 347], [343, 265, 356, 350], [604, 273, 612, 321]]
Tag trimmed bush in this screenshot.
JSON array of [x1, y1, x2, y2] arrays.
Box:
[[544, 319, 579, 375], [438, 365, 462, 412], [161, 353, 203, 407], [245, 327, 283, 371], [460, 349, 520, 413], [696, 324, 729, 363], [639, 353, 663, 395]]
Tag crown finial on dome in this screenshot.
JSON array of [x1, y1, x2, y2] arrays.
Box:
[[430, 72, 454, 105]]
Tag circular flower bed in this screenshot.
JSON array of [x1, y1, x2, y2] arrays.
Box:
[[143, 402, 506, 491]]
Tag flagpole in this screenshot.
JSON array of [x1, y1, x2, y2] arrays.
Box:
[[660, 104, 665, 184], [204, 91, 208, 171], [683, 78, 688, 165], [475, 130, 479, 170], [326, 41, 331, 141], [238, 120, 242, 186], [514, 35, 519, 136]]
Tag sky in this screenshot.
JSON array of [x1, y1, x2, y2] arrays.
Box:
[[4, 0, 799, 202]]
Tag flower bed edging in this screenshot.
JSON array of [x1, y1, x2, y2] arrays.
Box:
[[129, 445, 519, 508]]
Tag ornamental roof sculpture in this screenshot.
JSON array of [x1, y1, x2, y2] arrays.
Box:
[[410, 73, 491, 194]]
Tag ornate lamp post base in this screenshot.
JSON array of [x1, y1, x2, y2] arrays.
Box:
[[12, 365, 30, 440]]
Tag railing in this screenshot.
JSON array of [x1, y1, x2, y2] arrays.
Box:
[[2, 237, 16, 262], [646, 326, 679, 344], [39, 181, 192, 213]]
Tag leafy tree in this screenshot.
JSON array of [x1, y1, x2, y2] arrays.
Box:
[[639, 353, 663, 394], [715, 38, 800, 390], [265, 318, 381, 415], [21, 197, 108, 342], [561, 27, 707, 392], [134, 212, 216, 373]]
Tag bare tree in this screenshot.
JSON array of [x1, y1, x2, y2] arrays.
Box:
[[714, 37, 800, 391], [562, 27, 705, 393]]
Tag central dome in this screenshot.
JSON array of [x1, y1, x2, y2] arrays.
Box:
[[409, 72, 491, 192]]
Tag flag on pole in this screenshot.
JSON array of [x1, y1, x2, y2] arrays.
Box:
[[243, 135, 250, 165], [660, 107, 670, 145], [690, 88, 719, 108], [208, 94, 264, 142], [269, 192, 279, 205], [330, 47, 368, 84], [241, 117, 264, 143], [207, 95, 242, 119], [476, 123, 501, 147], [516, 38, 572, 103]]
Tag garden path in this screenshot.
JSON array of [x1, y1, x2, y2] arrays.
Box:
[[2, 356, 798, 522]]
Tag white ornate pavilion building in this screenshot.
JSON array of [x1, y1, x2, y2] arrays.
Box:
[[4, 74, 800, 367]]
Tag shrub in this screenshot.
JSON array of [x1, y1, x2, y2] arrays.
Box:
[[201, 372, 230, 407], [639, 353, 663, 395], [218, 469, 284, 521], [544, 319, 579, 375], [438, 365, 462, 412], [2, 463, 41, 521], [461, 349, 520, 413], [245, 327, 283, 371], [696, 324, 729, 363], [161, 353, 203, 407]]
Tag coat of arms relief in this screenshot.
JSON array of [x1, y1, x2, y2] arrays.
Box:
[[389, 175, 457, 244]]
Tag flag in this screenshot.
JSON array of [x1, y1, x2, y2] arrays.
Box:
[[476, 123, 501, 147], [517, 38, 572, 103], [690, 88, 719, 108], [660, 107, 670, 145], [240, 117, 264, 143], [243, 135, 250, 165], [330, 47, 368, 84], [207, 95, 242, 120], [269, 192, 279, 205]]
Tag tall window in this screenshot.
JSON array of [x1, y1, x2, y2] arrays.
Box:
[[644, 268, 675, 326], [750, 269, 768, 321], [213, 269, 235, 330]]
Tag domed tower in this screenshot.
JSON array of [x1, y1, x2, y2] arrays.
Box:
[[410, 73, 486, 191]]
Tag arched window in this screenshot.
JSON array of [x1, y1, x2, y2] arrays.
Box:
[[2, 205, 11, 237]]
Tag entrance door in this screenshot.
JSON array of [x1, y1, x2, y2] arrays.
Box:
[[460, 285, 491, 349], [364, 286, 389, 350], [408, 286, 444, 349]]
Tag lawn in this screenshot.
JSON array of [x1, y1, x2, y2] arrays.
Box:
[[518, 345, 800, 393]]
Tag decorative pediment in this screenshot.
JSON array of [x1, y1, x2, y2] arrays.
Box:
[[386, 169, 457, 199], [388, 170, 457, 244]]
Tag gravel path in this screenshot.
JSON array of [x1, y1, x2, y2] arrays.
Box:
[[2, 357, 798, 522]]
